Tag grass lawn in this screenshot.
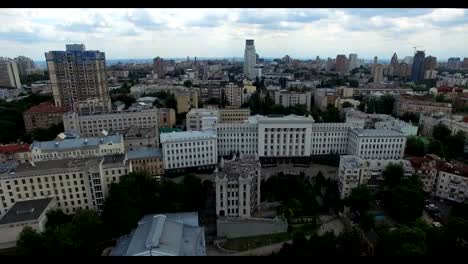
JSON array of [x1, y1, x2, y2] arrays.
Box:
[[221, 232, 291, 251]]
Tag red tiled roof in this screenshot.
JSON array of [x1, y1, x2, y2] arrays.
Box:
[[435, 160, 468, 178], [24, 102, 67, 114], [0, 144, 30, 154], [409, 156, 433, 170]]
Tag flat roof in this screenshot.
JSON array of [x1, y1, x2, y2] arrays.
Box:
[[350, 128, 405, 137], [127, 148, 162, 160], [255, 114, 315, 123], [0, 198, 54, 225], [160, 130, 216, 143], [1, 158, 100, 177]]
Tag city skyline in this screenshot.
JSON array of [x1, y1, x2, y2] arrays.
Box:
[[0, 8, 467, 60]]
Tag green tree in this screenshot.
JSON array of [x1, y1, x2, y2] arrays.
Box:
[[382, 163, 405, 188], [321, 104, 342, 123], [435, 94, 446, 102], [383, 175, 425, 223], [346, 185, 373, 214], [16, 226, 46, 256], [432, 123, 451, 143], [183, 80, 192, 87], [376, 226, 427, 255], [405, 136, 427, 156], [45, 209, 72, 230], [428, 140, 445, 157], [341, 101, 353, 108]]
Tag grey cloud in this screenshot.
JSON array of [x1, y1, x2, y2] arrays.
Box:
[[126, 10, 166, 30], [235, 9, 327, 31], [56, 14, 111, 33]]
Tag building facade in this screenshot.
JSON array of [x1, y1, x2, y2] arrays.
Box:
[[215, 154, 261, 218], [435, 160, 468, 203], [274, 90, 312, 111], [13, 56, 35, 77], [127, 148, 164, 177], [219, 108, 250, 123], [45, 44, 110, 110], [186, 108, 219, 131], [310, 122, 365, 155], [0, 155, 131, 216], [257, 115, 314, 158], [338, 155, 414, 199], [0, 144, 31, 164], [111, 126, 159, 150], [244, 40, 257, 80], [63, 108, 159, 137], [216, 117, 258, 156], [158, 108, 176, 128], [394, 96, 453, 116], [23, 102, 67, 132], [160, 130, 217, 173], [411, 50, 426, 82], [0, 58, 21, 89], [347, 128, 406, 160], [30, 134, 124, 162], [223, 83, 243, 107]]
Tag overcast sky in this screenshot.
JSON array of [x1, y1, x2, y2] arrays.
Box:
[[0, 8, 467, 61]]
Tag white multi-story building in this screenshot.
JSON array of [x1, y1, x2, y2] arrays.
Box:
[[274, 90, 312, 111], [0, 58, 21, 90], [30, 134, 124, 162], [216, 116, 258, 156], [63, 108, 159, 137], [215, 154, 261, 218], [310, 122, 365, 155], [338, 155, 414, 199], [160, 130, 217, 172], [223, 83, 243, 107], [0, 154, 131, 216], [347, 128, 406, 160], [186, 108, 219, 131], [375, 119, 418, 136], [435, 160, 468, 203], [257, 115, 314, 158]]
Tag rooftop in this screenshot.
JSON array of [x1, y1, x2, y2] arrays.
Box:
[[351, 128, 405, 137], [0, 198, 54, 225], [24, 102, 67, 114], [0, 143, 30, 154], [110, 212, 205, 256], [1, 158, 100, 177], [127, 148, 162, 160], [160, 130, 216, 143], [255, 114, 315, 123], [30, 135, 122, 151], [159, 127, 183, 134], [102, 154, 127, 165], [436, 160, 468, 178]]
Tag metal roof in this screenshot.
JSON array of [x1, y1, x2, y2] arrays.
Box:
[[127, 148, 162, 160], [30, 135, 122, 151]]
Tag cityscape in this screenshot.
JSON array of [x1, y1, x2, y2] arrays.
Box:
[[0, 8, 468, 256]]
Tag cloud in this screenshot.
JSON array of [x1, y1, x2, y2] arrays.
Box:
[[0, 8, 466, 60], [125, 9, 167, 30], [0, 30, 46, 43]]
